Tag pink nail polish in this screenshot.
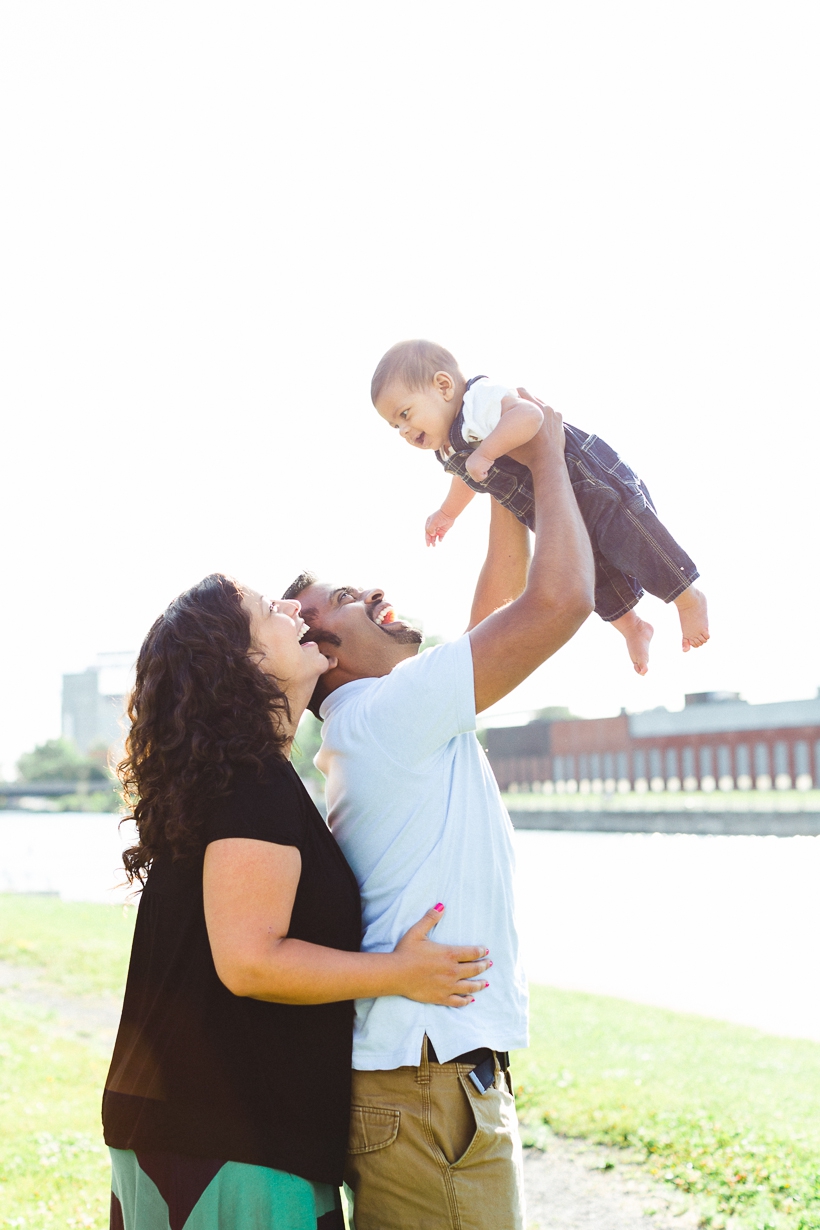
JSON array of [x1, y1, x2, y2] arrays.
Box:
[[434, 903, 444, 912], [488, 961, 493, 967]]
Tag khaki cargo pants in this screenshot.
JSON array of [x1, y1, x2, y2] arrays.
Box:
[[344, 1039, 525, 1230]]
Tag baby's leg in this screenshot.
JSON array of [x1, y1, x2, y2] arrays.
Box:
[[573, 454, 707, 658], [591, 552, 653, 674], [673, 585, 709, 652], [611, 609, 654, 676]]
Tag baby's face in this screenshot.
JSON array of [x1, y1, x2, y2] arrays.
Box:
[[375, 374, 458, 453]]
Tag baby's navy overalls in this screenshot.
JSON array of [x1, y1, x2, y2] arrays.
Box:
[[436, 379, 699, 622]]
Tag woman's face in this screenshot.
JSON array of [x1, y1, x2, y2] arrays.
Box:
[[242, 589, 335, 693]]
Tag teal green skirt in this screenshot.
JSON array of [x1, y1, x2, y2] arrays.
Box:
[[110, 1147, 344, 1229]]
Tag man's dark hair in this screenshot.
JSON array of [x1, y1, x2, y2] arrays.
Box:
[[282, 571, 318, 602], [282, 572, 331, 719]]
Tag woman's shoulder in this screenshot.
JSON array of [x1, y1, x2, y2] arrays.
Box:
[[204, 756, 308, 849]]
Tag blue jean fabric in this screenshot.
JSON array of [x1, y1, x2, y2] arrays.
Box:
[[437, 410, 699, 623]]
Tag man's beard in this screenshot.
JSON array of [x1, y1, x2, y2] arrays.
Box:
[[388, 626, 423, 646]]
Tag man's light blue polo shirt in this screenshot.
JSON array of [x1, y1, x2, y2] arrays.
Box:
[[316, 634, 529, 1071]]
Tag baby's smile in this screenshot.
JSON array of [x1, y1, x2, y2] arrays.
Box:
[[374, 377, 455, 455]]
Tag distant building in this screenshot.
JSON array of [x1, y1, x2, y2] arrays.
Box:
[[486, 690, 820, 794], [61, 652, 135, 754]]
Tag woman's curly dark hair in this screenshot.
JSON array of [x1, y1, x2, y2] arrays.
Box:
[[119, 573, 291, 883]]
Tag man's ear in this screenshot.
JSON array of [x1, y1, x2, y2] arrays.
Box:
[[433, 370, 456, 401]]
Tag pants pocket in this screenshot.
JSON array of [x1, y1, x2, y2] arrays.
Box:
[[347, 1105, 400, 1155], [432, 1074, 478, 1166], [449, 1070, 517, 1170]]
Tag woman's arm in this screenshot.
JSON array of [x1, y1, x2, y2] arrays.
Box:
[[203, 838, 491, 1006]]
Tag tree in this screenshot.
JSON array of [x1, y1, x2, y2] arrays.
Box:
[[16, 738, 109, 784], [531, 706, 579, 723], [290, 714, 324, 787]]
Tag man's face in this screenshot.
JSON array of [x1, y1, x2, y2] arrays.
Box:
[[297, 583, 422, 692]]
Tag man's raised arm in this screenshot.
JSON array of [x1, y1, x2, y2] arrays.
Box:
[[469, 403, 595, 713], [467, 501, 531, 631]]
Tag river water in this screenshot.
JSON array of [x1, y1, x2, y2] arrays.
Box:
[[1, 813, 818, 1042]]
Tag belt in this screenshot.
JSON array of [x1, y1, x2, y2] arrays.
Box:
[[426, 1040, 510, 1072]]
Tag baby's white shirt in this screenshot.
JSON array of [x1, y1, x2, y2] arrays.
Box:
[[460, 378, 518, 445]]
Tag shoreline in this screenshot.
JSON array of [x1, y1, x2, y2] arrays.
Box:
[[508, 808, 820, 835]]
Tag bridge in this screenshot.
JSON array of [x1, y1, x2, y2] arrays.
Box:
[[0, 781, 115, 798]]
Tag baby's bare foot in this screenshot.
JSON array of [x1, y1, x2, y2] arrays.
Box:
[[673, 585, 709, 653], [611, 609, 654, 675]]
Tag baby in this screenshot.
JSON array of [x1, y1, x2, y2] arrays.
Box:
[[372, 339, 709, 675]]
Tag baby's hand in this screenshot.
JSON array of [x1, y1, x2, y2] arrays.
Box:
[[425, 509, 456, 547], [464, 451, 494, 484]]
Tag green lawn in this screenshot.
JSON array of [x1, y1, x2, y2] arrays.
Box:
[[1, 896, 819, 1229], [0, 895, 136, 999], [0, 896, 136, 1227], [514, 986, 820, 1230], [0, 1006, 113, 1226]]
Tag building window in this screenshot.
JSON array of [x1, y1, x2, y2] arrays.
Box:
[[755, 743, 772, 789], [617, 752, 629, 780], [773, 741, 791, 790], [736, 744, 750, 777], [681, 747, 695, 779], [795, 741, 810, 776], [633, 750, 646, 780], [665, 748, 678, 778], [699, 746, 713, 778], [794, 741, 811, 788]]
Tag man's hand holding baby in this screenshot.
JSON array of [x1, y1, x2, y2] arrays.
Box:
[[462, 393, 545, 484], [506, 390, 564, 467]]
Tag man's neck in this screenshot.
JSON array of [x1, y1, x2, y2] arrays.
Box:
[[322, 645, 419, 696]]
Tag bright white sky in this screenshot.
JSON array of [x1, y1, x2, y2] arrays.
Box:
[[2, 2, 819, 776]]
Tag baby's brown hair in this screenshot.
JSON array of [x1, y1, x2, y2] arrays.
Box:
[[371, 340, 465, 405]]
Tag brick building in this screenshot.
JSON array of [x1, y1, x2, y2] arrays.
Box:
[[486, 691, 820, 793]]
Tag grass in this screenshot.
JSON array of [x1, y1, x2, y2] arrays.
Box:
[[0, 896, 136, 1227], [1, 896, 819, 1229], [0, 896, 135, 999], [0, 1006, 113, 1227], [514, 986, 820, 1230]]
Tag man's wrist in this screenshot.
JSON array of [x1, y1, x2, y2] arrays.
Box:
[[529, 443, 566, 488]]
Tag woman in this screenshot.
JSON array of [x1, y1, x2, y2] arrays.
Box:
[[103, 573, 490, 1230]]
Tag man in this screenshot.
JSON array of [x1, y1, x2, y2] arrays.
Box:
[[284, 403, 594, 1229]]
